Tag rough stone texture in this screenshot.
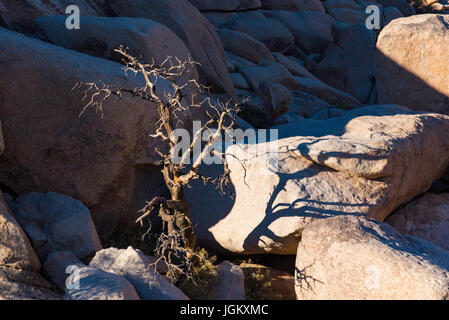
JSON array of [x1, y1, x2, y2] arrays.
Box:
[[0, 28, 198, 240], [315, 23, 375, 103], [239, 61, 297, 91], [214, 261, 246, 300], [323, 0, 361, 10], [35, 15, 198, 83], [0, 191, 40, 270], [217, 28, 275, 64], [186, 105, 449, 254], [0, 190, 61, 300], [288, 91, 332, 118], [261, 0, 325, 12], [43, 251, 85, 292], [377, 0, 416, 16], [264, 11, 334, 54], [65, 266, 140, 300], [89, 247, 189, 300], [12, 192, 102, 262], [230, 73, 250, 90], [107, 0, 235, 96], [383, 6, 403, 27], [327, 8, 366, 25], [295, 215, 449, 299], [0, 121, 4, 156], [0, 266, 61, 300], [224, 13, 295, 53], [237, 0, 263, 10], [240, 263, 296, 300], [0, 0, 105, 35], [376, 14, 449, 115], [188, 0, 240, 11], [386, 193, 449, 252], [272, 52, 319, 80], [291, 76, 361, 107]]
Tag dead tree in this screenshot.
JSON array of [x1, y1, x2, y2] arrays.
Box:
[[76, 46, 242, 280]]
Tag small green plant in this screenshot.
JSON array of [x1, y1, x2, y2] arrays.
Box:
[[177, 248, 219, 300]]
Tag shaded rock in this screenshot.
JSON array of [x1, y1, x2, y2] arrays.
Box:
[[261, 0, 325, 11], [386, 193, 449, 252], [0, 121, 3, 155], [240, 263, 296, 300], [89, 247, 189, 300], [264, 11, 335, 54], [376, 14, 449, 115], [238, 81, 290, 128], [107, 0, 234, 96], [65, 266, 140, 300], [217, 28, 275, 63], [12, 192, 102, 262], [43, 251, 85, 292], [323, 0, 361, 10], [0, 191, 40, 270], [314, 23, 375, 103], [214, 261, 246, 300], [382, 6, 404, 27], [226, 51, 256, 72], [239, 61, 296, 91], [35, 15, 198, 83], [186, 105, 449, 254], [310, 107, 346, 120], [272, 52, 318, 80], [0, 0, 105, 35], [224, 13, 295, 53], [237, 0, 263, 10], [327, 8, 366, 25], [295, 216, 449, 299], [188, 0, 240, 11], [289, 91, 332, 118], [0, 190, 60, 299], [0, 28, 198, 240], [377, 0, 416, 16], [291, 76, 361, 107], [231, 73, 250, 90], [0, 266, 61, 300]]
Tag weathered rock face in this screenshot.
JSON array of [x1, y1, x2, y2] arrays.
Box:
[[264, 11, 335, 55], [65, 266, 141, 300], [0, 28, 198, 240], [217, 28, 275, 64], [0, 266, 62, 300], [291, 76, 361, 107], [35, 16, 198, 82], [376, 14, 449, 115], [0, 0, 106, 35], [223, 13, 295, 53], [0, 121, 4, 156], [262, 0, 325, 12], [295, 216, 449, 299], [214, 261, 246, 300], [386, 193, 449, 252], [11, 192, 103, 262], [89, 247, 189, 300], [107, 0, 235, 97], [239, 61, 296, 91], [43, 251, 85, 292], [0, 191, 61, 300], [0, 191, 40, 270], [188, 0, 240, 11], [377, 0, 416, 16], [315, 23, 375, 103], [186, 105, 449, 254]]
